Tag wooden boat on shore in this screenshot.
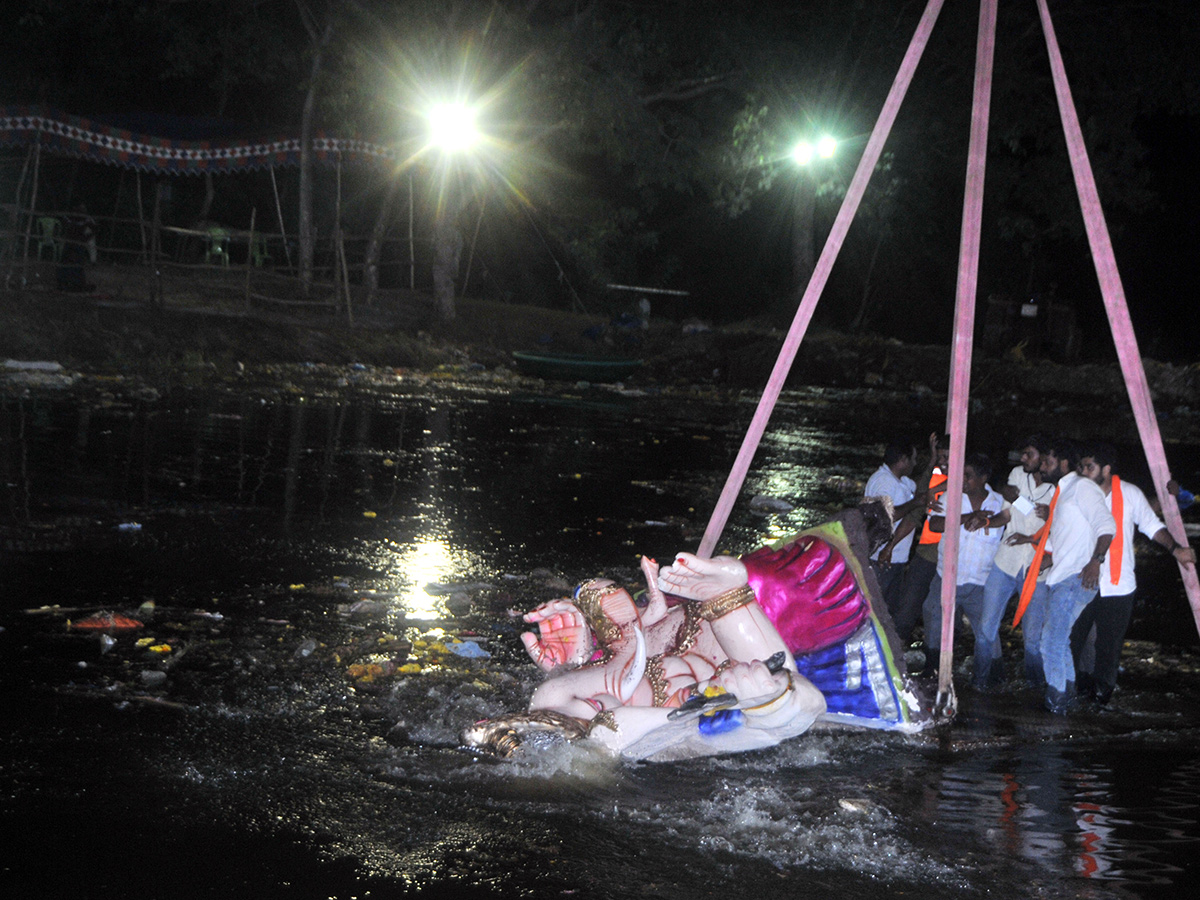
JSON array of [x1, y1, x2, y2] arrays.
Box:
[[512, 351, 643, 383]]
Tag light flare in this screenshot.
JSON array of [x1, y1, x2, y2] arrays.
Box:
[[427, 102, 481, 153]]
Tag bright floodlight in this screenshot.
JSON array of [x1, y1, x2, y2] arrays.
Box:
[[428, 102, 480, 153], [793, 135, 836, 166]]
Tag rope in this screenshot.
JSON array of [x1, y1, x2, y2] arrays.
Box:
[[936, 0, 997, 712], [1035, 0, 1199, 634], [697, 0, 947, 559]]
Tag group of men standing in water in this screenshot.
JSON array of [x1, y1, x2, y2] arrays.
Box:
[[866, 434, 1195, 713]]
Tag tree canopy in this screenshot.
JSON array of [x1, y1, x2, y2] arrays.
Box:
[[2, 0, 1196, 357]]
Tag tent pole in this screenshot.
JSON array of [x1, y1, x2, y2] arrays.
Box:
[[2, 142, 33, 282], [269, 165, 293, 272], [135, 173, 148, 264], [334, 154, 343, 291], [108, 170, 125, 252], [151, 180, 163, 307], [339, 228, 353, 325], [22, 133, 42, 264], [245, 206, 256, 309]]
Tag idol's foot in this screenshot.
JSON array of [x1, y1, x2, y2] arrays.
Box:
[[657, 553, 748, 602]]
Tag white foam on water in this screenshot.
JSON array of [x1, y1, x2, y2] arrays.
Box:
[[600, 770, 964, 886]]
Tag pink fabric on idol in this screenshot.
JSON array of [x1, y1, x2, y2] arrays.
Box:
[[741, 536, 870, 656]]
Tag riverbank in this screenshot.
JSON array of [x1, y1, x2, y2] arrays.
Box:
[[2, 284, 1198, 439]]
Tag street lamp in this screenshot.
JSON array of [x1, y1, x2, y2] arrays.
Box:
[[424, 100, 485, 320], [790, 134, 837, 303], [791, 134, 837, 166], [427, 102, 481, 154]]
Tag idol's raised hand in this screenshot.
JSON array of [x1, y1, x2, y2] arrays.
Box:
[[521, 600, 592, 671]]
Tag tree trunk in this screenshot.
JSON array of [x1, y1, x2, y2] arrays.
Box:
[[297, 15, 334, 297], [791, 174, 816, 305], [363, 174, 403, 306], [432, 207, 462, 321], [849, 229, 886, 333]]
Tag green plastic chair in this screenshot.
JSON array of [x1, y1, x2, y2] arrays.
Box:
[[36, 216, 62, 261], [204, 226, 230, 267]]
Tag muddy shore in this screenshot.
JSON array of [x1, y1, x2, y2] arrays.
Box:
[[2, 285, 1197, 443]]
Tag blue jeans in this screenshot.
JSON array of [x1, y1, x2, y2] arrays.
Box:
[[922, 575, 987, 684], [1020, 581, 1050, 686], [1038, 576, 1099, 695], [977, 565, 1026, 687]]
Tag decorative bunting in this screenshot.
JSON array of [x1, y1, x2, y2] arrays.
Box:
[[0, 106, 400, 174]]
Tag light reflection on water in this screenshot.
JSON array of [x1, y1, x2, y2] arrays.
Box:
[[2, 373, 1199, 899], [923, 746, 1199, 890]]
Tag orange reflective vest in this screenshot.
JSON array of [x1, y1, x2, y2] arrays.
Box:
[[917, 468, 948, 545], [1109, 476, 1123, 586]]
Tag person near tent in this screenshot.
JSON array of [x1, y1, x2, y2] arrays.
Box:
[[892, 432, 950, 646], [970, 435, 1058, 690], [1070, 443, 1196, 705], [1020, 439, 1116, 713], [918, 454, 1005, 684], [56, 202, 96, 291], [864, 441, 924, 611]]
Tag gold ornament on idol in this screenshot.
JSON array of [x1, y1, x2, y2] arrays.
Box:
[[574, 580, 625, 648], [697, 584, 757, 621]]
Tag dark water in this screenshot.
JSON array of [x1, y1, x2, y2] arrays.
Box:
[[3, 368, 1199, 899]]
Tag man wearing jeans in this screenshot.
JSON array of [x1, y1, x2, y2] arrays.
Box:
[[1024, 440, 1115, 714], [919, 454, 1005, 684], [1070, 444, 1196, 704], [974, 436, 1056, 689]]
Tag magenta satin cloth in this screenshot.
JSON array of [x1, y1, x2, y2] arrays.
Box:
[[741, 535, 871, 656]]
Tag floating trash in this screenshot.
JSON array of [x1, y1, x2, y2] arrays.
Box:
[[749, 494, 794, 513], [424, 582, 496, 595], [446, 640, 490, 659], [70, 612, 144, 632], [346, 661, 396, 684]]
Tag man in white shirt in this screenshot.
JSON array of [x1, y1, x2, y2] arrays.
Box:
[[864, 441, 925, 612], [919, 454, 1005, 686], [1023, 440, 1116, 713], [1070, 444, 1195, 704], [974, 436, 1057, 690]]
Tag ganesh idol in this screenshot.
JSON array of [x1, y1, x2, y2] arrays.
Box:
[[463, 501, 929, 761]]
